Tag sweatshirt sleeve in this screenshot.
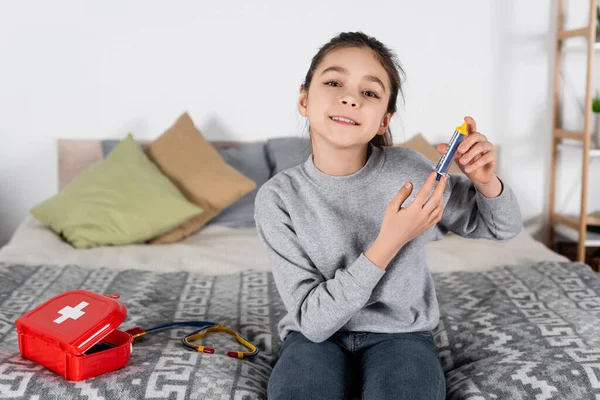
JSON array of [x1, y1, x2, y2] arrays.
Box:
[[254, 185, 385, 343], [438, 174, 523, 241]]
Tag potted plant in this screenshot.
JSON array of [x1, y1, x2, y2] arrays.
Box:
[[597, 6, 600, 41], [593, 93, 600, 148]]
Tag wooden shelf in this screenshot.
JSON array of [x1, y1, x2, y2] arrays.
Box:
[[562, 41, 600, 52], [554, 225, 600, 246], [552, 211, 600, 246], [559, 27, 591, 39], [558, 141, 600, 156], [555, 128, 585, 140]]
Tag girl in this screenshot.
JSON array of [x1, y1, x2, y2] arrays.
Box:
[[254, 32, 522, 400]]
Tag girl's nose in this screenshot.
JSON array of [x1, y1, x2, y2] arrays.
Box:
[[339, 94, 359, 108]]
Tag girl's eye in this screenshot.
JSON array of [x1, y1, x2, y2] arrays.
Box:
[[324, 80, 379, 99], [363, 91, 379, 99]]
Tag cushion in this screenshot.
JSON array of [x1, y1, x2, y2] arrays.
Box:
[[101, 139, 147, 157], [263, 134, 461, 177], [265, 137, 312, 176], [144, 112, 256, 244], [100, 139, 268, 229], [31, 134, 203, 249], [205, 143, 271, 227]]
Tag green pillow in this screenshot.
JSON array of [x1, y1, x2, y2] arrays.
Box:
[[31, 134, 203, 249]]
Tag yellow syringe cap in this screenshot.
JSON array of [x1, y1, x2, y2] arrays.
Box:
[[456, 122, 469, 135]]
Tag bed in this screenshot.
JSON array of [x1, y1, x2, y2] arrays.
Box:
[[3, 138, 600, 400]]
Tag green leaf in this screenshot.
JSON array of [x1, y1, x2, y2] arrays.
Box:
[[593, 93, 600, 113]]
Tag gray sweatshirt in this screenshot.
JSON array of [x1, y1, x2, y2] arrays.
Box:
[[254, 143, 522, 343]]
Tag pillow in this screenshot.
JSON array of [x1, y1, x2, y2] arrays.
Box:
[[144, 112, 256, 244], [396, 133, 462, 174], [101, 139, 146, 157], [31, 134, 203, 249], [100, 139, 267, 229], [205, 143, 271, 228], [263, 134, 460, 177], [265, 137, 312, 176]]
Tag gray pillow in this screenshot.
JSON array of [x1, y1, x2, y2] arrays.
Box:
[[102, 139, 270, 228], [206, 143, 270, 227], [265, 137, 312, 177], [101, 139, 147, 157]]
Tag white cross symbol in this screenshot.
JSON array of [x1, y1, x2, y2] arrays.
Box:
[[53, 301, 89, 324]]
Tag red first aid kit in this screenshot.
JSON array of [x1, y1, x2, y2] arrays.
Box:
[[15, 289, 133, 381]]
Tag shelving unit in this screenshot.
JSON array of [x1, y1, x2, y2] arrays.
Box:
[[558, 141, 600, 156], [554, 224, 600, 246], [563, 41, 600, 52], [547, 0, 599, 262]]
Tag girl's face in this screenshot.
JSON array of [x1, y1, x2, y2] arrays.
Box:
[[299, 47, 393, 149]]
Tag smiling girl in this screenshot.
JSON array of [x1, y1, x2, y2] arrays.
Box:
[[254, 31, 522, 399]]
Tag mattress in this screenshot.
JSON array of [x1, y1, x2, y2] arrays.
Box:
[[0, 215, 567, 275]]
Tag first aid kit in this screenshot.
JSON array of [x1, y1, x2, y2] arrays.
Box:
[[15, 289, 132, 381], [15, 289, 260, 382]]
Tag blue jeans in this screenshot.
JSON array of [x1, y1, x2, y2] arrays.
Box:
[[268, 330, 445, 400]]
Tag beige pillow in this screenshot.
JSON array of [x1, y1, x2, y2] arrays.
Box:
[[145, 112, 256, 244], [396, 133, 462, 174]]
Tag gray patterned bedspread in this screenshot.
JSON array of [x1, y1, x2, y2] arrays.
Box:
[[1, 261, 600, 399]]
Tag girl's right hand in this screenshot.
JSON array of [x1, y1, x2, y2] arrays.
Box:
[[384, 172, 446, 247], [366, 172, 446, 269]]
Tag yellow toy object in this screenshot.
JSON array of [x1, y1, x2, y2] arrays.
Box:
[[183, 324, 259, 359], [126, 320, 259, 359], [434, 121, 469, 181]]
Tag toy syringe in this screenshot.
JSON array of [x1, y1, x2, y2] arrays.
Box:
[[434, 121, 469, 181]]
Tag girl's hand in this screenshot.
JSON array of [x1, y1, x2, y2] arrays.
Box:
[[366, 172, 446, 270], [436, 116, 502, 197]]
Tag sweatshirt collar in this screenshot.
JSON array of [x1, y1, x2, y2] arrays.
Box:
[[302, 143, 385, 192]]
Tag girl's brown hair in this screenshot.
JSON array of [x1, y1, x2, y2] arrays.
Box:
[[302, 31, 405, 147]]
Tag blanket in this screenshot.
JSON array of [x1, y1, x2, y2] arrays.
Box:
[[1, 261, 600, 399]]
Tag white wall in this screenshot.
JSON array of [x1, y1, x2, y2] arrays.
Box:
[[0, 0, 597, 246]]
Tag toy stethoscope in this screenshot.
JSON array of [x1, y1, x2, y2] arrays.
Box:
[[125, 321, 259, 359]]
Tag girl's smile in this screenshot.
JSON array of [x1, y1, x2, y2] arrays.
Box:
[[329, 115, 360, 126]]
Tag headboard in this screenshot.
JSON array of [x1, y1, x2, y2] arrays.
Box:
[[57, 139, 253, 190], [57, 133, 463, 190]]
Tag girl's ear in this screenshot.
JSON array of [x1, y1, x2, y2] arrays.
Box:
[[377, 112, 393, 135], [298, 85, 308, 117]]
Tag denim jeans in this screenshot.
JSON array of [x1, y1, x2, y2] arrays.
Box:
[[268, 330, 445, 400]]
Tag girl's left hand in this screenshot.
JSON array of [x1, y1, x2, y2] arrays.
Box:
[[436, 116, 498, 186]]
